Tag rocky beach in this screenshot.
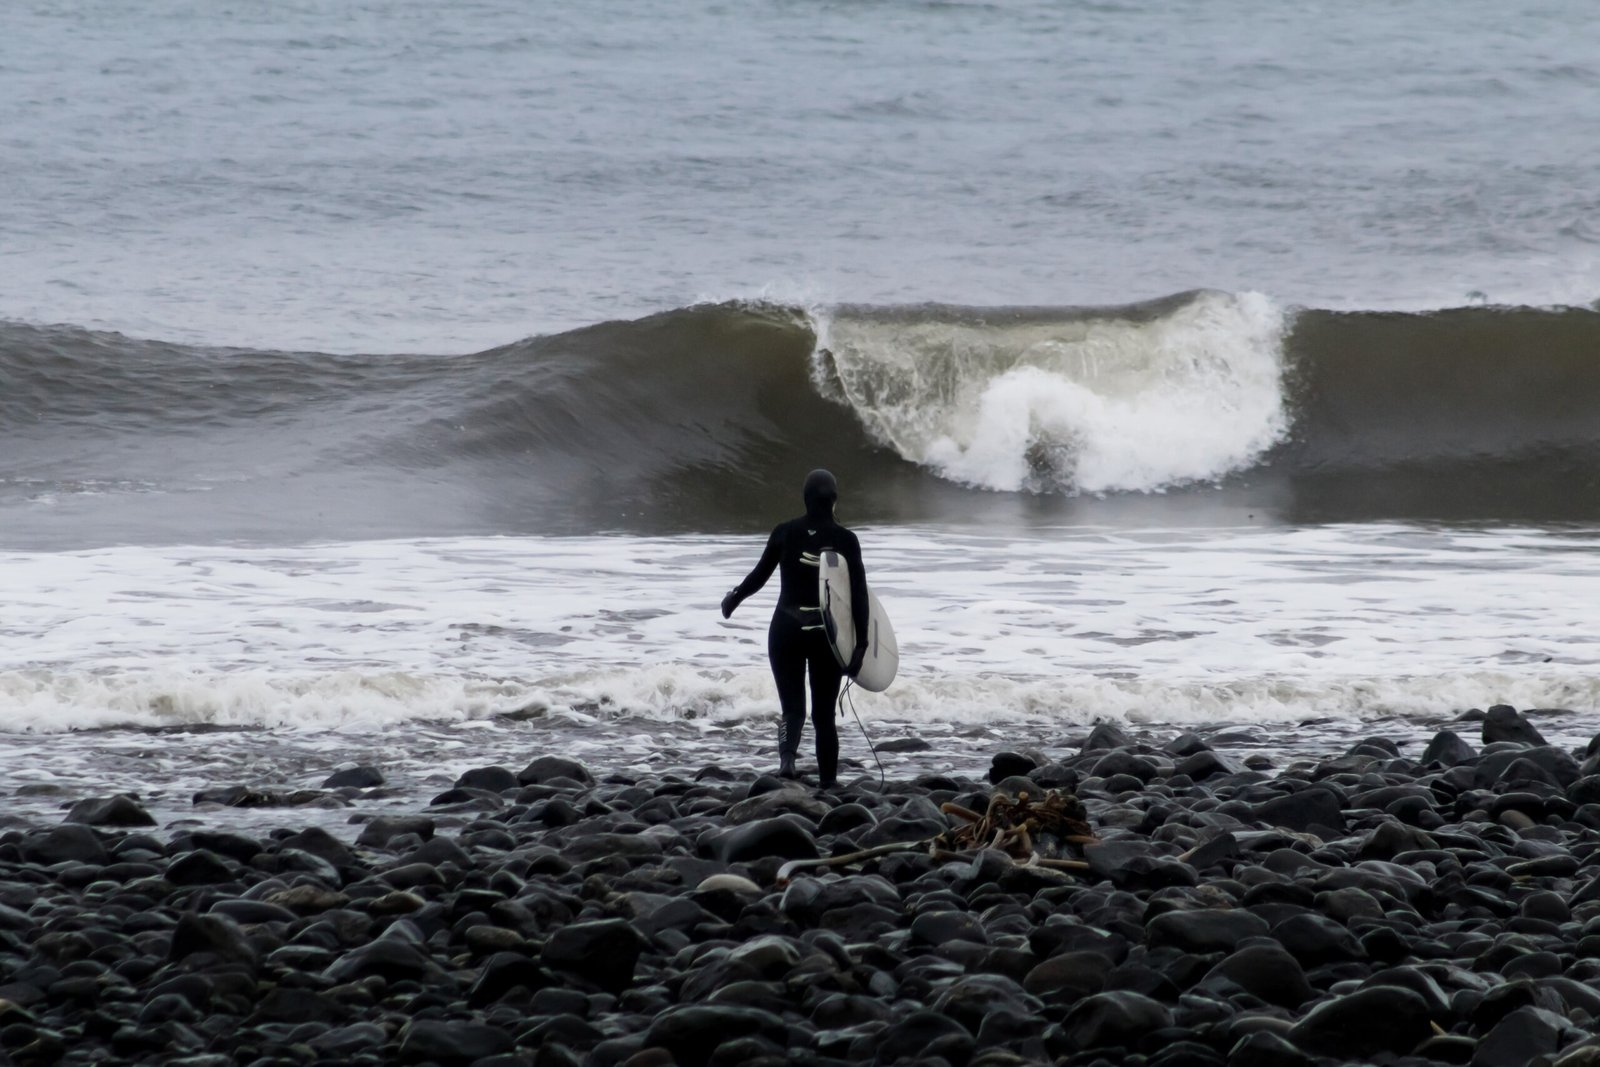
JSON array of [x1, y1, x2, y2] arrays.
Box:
[[4, 704, 1600, 1066]]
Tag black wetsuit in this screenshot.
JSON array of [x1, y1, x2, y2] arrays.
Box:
[[725, 493, 868, 783]]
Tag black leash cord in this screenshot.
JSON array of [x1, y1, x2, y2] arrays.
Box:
[[839, 678, 885, 789]]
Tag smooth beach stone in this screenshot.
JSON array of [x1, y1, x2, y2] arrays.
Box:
[[355, 815, 434, 848], [820, 903, 900, 941], [1032, 763, 1081, 789], [453, 766, 518, 792], [1165, 733, 1213, 757], [816, 803, 876, 835], [988, 752, 1038, 783], [397, 1019, 512, 1064], [1146, 908, 1270, 954], [725, 786, 829, 824], [1513, 747, 1581, 787], [910, 910, 988, 947], [64, 795, 157, 827], [1359, 966, 1453, 1018], [379, 861, 446, 890], [1199, 944, 1314, 1008], [873, 1009, 973, 1064], [168, 912, 258, 965], [1314, 886, 1385, 923], [1273, 913, 1367, 966], [930, 974, 1040, 1033], [19, 825, 109, 866], [1422, 730, 1479, 767], [1060, 991, 1172, 1052], [167, 848, 241, 886], [1181, 832, 1240, 872], [308, 1022, 388, 1057], [1176, 751, 1238, 782], [1023, 950, 1115, 1000], [323, 765, 384, 789], [973, 1009, 1051, 1059], [644, 1005, 788, 1066], [709, 817, 818, 864], [1252, 787, 1346, 836], [1083, 839, 1155, 880], [208, 898, 296, 925], [1028, 917, 1129, 963], [266, 885, 349, 914], [324, 934, 441, 984], [1286, 985, 1433, 1059], [857, 811, 947, 847], [518, 755, 595, 786], [1090, 751, 1160, 782], [1082, 725, 1135, 753], [249, 985, 347, 1026], [279, 825, 358, 866], [1228, 1030, 1313, 1067], [725, 935, 802, 977], [876, 737, 932, 753], [542, 919, 644, 993], [1474, 1006, 1570, 1067], [993, 773, 1048, 797], [1482, 705, 1547, 747], [467, 952, 549, 1007], [1358, 820, 1438, 860]]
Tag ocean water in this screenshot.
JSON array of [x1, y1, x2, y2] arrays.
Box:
[[2, 1, 1598, 815]]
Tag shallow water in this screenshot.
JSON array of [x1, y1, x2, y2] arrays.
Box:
[[4, 525, 1598, 832]]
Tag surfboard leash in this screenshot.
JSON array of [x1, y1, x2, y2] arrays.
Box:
[[839, 678, 886, 789]]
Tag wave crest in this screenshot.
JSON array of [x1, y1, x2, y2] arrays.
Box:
[[818, 290, 1287, 492]]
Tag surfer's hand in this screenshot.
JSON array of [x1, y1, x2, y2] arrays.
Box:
[[846, 647, 865, 676], [720, 590, 740, 619]]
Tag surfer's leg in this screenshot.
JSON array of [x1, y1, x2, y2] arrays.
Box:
[[807, 633, 844, 785], [768, 614, 806, 776]]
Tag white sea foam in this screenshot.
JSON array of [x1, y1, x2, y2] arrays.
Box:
[[1, 525, 1597, 734], [816, 292, 1288, 494]]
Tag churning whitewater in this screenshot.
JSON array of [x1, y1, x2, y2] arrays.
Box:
[[2, 525, 1599, 735]]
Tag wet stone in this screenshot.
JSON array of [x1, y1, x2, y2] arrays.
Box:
[[1146, 907, 1270, 954], [323, 765, 385, 789], [455, 765, 519, 792], [1286, 985, 1432, 1059], [709, 817, 818, 864], [1482, 705, 1547, 746], [988, 752, 1038, 783], [355, 815, 435, 848], [1253, 786, 1346, 835], [1061, 991, 1173, 1052], [519, 756, 595, 786], [541, 919, 644, 993], [64, 794, 157, 827], [397, 1018, 513, 1064]]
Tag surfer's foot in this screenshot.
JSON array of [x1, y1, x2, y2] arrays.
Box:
[[778, 754, 798, 779], [818, 776, 837, 789]]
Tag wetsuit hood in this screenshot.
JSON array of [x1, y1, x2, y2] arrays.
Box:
[[802, 469, 838, 520]]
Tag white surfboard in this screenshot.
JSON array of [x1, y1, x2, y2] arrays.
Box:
[[817, 550, 898, 693]]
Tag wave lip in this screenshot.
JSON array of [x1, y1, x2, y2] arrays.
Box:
[[816, 290, 1289, 494]]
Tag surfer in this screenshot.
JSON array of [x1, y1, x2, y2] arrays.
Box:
[[721, 469, 869, 786]]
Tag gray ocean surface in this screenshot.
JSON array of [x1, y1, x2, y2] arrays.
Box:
[[1, 1, 1598, 781], [4, 0, 1598, 351]]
